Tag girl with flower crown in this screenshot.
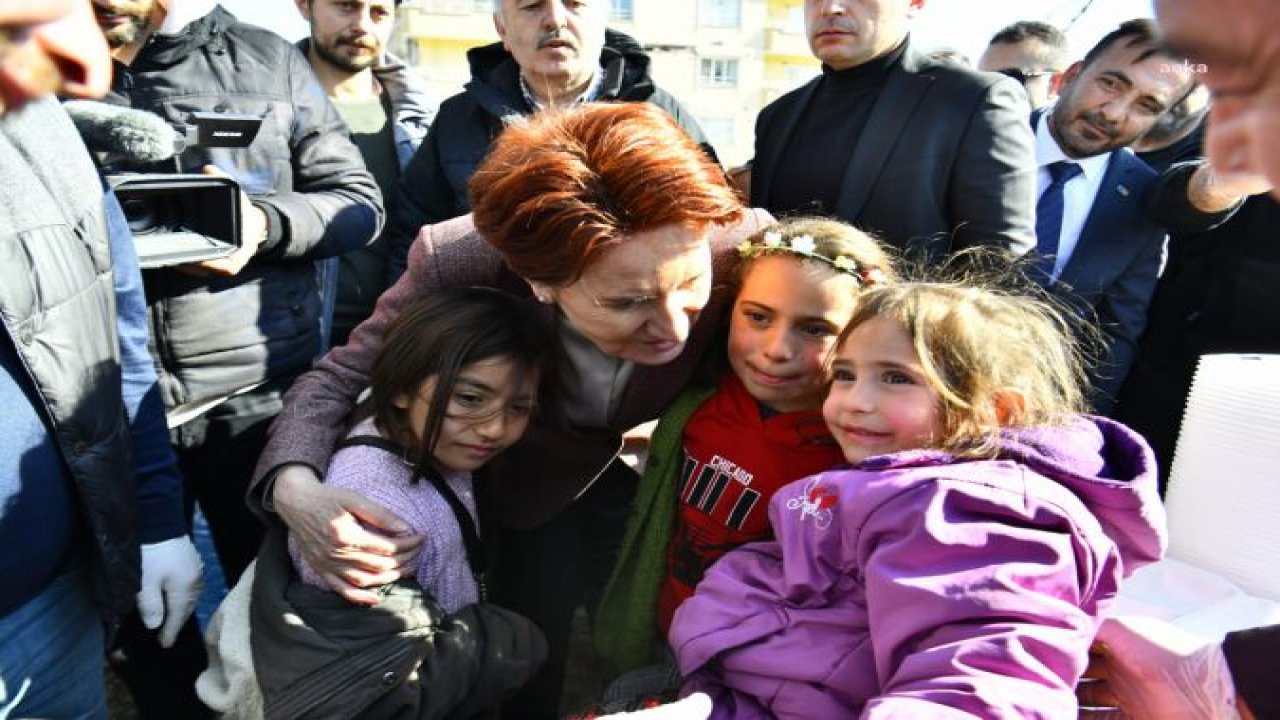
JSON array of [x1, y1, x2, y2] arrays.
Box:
[[591, 218, 896, 691]]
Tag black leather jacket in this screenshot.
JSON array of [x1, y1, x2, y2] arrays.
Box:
[[106, 6, 384, 409]]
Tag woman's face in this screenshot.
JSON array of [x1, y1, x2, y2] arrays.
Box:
[[543, 223, 713, 365]]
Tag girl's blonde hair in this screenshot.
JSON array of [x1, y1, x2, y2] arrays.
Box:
[[733, 217, 897, 290], [836, 282, 1089, 458]]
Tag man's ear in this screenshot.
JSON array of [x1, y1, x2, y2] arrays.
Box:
[[294, 0, 311, 21], [1047, 70, 1067, 101], [1058, 61, 1084, 92]]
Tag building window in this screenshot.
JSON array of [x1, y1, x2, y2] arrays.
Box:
[[698, 0, 741, 28], [608, 0, 634, 21], [699, 58, 739, 87]]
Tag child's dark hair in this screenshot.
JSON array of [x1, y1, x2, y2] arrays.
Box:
[[835, 281, 1089, 458], [368, 287, 557, 471]]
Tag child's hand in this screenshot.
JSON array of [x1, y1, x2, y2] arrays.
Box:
[[274, 465, 423, 605]]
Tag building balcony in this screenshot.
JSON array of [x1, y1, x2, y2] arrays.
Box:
[[764, 26, 810, 59], [399, 1, 494, 43]]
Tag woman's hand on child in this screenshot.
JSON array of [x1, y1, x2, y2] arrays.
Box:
[[274, 465, 423, 605]]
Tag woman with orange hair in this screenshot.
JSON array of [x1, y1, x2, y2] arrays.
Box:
[[251, 102, 771, 717]]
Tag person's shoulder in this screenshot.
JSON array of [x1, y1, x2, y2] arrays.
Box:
[[208, 11, 306, 70], [212, 5, 285, 43], [1111, 147, 1161, 184], [419, 214, 504, 266], [901, 46, 996, 89], [901, 47, 1027, 111], [423, 214, 481, 246], [761, 76, 819, 115], [328, 430, 414, 490]]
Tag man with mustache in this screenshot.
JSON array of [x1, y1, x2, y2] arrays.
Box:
[[89, 0, 384, 716], [383, 0, 714, 278], [294, 0, 437, 347], [1032, 19, 1258, 414], [749, 0, 1036, 259], [0, 1, 201, 717]]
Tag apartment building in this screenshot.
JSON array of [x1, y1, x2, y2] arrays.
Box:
[[392, 0, 820, 167]]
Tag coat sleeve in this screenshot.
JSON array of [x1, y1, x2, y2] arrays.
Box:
[[249, 221, 491, 511], [670, 475, 858, 718], [387, 118, 463, 279], [108, 189, 185, 544], [1085, 229, 1165, 415], [1148, 160, 1242, 235], [251, 47, 384, 262], [947, 75, 1037, 255], [859, 481, 1105, 720], [1222, 624, 1280, 719]]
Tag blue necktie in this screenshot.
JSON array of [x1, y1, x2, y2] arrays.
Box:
[[1035, 161, 1082, 279]]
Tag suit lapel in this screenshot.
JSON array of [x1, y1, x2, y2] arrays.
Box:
[[1058, 150, 1144, 289], [833, 48, 933, 221], [753, 79, 821, 207]]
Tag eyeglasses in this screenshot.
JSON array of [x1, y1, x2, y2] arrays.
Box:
[[996, 68, 1056, 85]]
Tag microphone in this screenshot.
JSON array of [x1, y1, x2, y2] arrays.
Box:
[[63, 100, 184, 165]]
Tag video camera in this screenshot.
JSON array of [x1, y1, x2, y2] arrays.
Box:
[[66, 102, 263, 268]]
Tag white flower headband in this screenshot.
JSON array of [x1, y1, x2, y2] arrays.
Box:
[[737, 231, 888, 286]]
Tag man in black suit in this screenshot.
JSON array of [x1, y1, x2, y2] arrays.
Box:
[[750, 0, 1036, 260], [1031, 19, 1255, 414]]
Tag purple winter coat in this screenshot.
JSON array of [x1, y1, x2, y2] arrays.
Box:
[[670, 416, 1166, 719]]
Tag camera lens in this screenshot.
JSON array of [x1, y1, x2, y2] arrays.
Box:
[[122, 197, 158, 234], [121, 195, 181, 235]]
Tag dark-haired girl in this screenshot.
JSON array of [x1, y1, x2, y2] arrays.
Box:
[[212, 288, 556, 718], [289, 287, 553, 611]]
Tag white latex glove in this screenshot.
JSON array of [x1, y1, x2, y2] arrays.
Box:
[[137, 536, 205, 648], [598, 693, 712, 719], [1086, 616, 1242, 720]]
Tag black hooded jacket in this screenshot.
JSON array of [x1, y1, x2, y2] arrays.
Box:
[[387, 29, 716, 276]]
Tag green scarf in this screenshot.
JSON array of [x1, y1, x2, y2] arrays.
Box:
[[592, 383, 718, 673]]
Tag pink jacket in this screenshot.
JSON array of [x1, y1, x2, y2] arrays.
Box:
[[670, 416, 1166, 719]]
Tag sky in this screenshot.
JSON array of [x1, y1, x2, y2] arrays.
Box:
[[220, 0, 1157, 61]]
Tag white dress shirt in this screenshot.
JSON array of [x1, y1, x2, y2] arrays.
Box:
[[1034, 112, 1113, 279]]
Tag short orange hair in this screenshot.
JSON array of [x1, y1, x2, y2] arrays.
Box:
[[469, 102, 743, 285]]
